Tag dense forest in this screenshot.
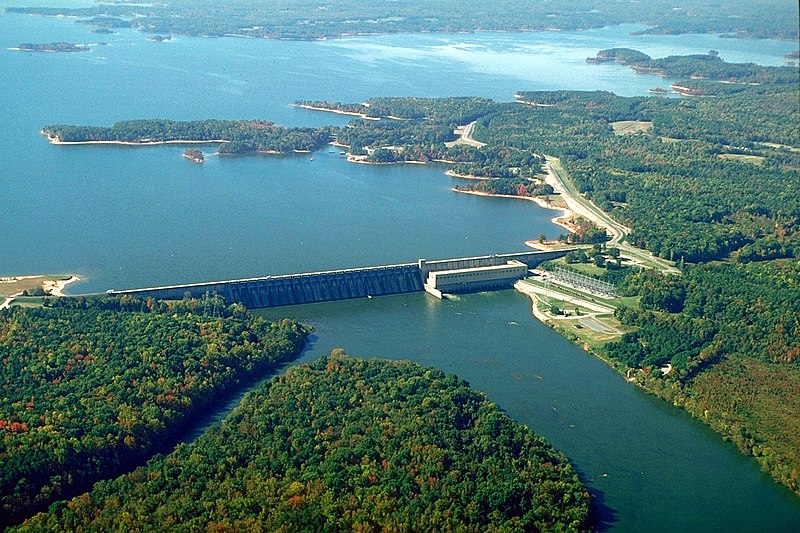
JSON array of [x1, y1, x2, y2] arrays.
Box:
[[15, 353, 590, 531], [42, 120, 336, 155], [0, 295, 310, 528], [35, 49, 800, 496], [603, 260, 800, 493], [588, 48, 798, 84], [291, 52, 800, 493], [7, 0, 798, 39]]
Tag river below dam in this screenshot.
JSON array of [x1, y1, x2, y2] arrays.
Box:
[[1, 6, 799, 530]]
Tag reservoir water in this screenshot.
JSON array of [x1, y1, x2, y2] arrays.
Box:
[[1, 6, 799, 530]]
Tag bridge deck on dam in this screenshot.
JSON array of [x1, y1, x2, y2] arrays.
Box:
[[111, 250, 569, 309]]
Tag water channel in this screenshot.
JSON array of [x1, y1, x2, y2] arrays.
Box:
[[1, 7, 799, 530]]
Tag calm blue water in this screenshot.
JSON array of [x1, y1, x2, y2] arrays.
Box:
[[1, 7, 799, 530]]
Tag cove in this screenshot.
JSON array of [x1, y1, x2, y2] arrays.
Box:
[[2, 8, 799, 530]]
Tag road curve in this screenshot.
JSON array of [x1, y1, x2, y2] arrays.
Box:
[[543, 155, 681, 275]]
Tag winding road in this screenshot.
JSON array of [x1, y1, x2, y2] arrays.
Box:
[[454, 122, 679, 275], [544, 156, 681, 275]]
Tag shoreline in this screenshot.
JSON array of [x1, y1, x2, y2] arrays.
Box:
[[444, 169, 499, 180], [0, 274, 80, 301], [346, 154, 426, 166], [290, 103, 380, 120], [43, 275, 80, 297], [514, 281, 626, 377], [42, 131, 228, 146], [46, 132, 319, 156], [451, 188, 575, 234]]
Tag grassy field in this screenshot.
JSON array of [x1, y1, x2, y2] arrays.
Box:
[[0, 276, 52, 297], [718, 153, 765, 164], [558, 261, 608, 277], [539, 305, 627, 352], [610, 120, 653, 135], [6, 296, 48, 308]]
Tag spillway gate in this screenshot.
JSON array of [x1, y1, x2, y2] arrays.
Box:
[[110, 250, 569, 309]]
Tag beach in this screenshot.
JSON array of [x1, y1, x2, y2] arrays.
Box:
[[42, 131, 228, 146], [450, 188, 575, 235], [42, 276, 79, 296], [0, 275, 80, 308], [290, 103, 380, 120]]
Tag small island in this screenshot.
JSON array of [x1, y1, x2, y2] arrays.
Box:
[[586, 47, 797, 86], [41, 120, 336, 155], [13, 42, 91, 53], [182, 148, 204, 163]]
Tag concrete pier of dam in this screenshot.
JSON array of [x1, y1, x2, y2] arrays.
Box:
[[110, 250, 569, 309]]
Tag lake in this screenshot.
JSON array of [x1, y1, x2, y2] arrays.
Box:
[[1, 6, 799, 530]]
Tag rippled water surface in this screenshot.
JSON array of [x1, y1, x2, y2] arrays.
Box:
[[2, 8, 799, 530]]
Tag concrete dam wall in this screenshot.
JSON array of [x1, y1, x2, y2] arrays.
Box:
[[111, 250, 568, 309], [419, 250, 567, 277]]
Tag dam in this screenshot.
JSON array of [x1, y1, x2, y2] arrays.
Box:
[[110, 250, 568, 309]]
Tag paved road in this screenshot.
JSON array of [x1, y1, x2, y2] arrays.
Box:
[[544, 156, 681, 275], [449, 122, 680, 276], [447, 120, 487, 148]]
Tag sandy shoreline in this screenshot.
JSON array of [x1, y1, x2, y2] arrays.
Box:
[[444, 169, 496, 180], [345, 153, 427, 166], [43, 131, 228, 146], [46, 131, 317, 156], [42, 276, 80, 297], [291, 103, 380, 120], [0, 275, 80, 303], [451, 188, 575, 234]]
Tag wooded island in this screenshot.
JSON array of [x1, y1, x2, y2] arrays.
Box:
[[35, 49, 800, 497]]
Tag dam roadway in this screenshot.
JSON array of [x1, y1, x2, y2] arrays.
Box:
[[110, 250, 568, 309]]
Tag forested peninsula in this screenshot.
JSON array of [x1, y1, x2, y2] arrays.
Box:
[[6, 0, 798, 40], [14, 354, 590, 532], [295, 53, 800, 493], [0, 296, 310, 528], [32, 49, 800, 495], [42, 120, 336, 155], [587, 47, 798, 94]]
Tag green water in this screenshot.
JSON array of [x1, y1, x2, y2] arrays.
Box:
[[259, 292, 800, 531], [1, 6, 798, 529]]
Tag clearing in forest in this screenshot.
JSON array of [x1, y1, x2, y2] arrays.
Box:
[[610, 120, 653, 135]]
